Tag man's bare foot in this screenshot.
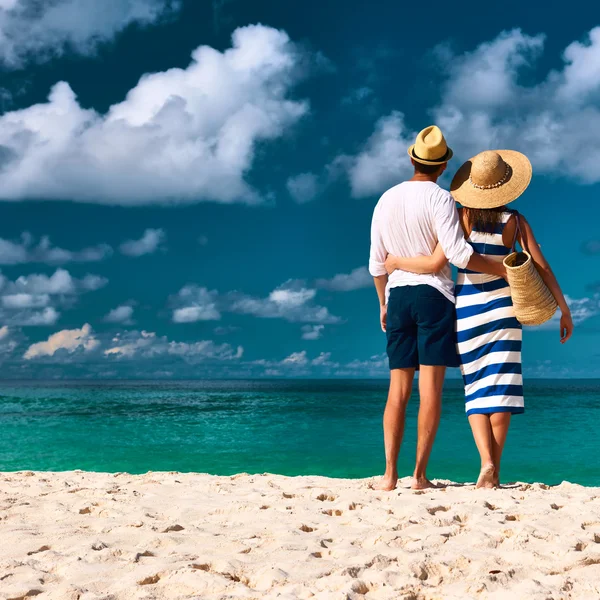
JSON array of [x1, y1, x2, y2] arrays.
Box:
[[371, 474, 398, 491], [411, 477, 437, 490], [476, 463, 495, 489]]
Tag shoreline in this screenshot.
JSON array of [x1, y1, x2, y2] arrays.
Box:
[[1, 471, 599, 599]]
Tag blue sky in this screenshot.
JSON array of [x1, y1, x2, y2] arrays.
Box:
[[0, 0, 598, 379]]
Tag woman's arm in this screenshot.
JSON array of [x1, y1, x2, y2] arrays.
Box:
[[384, 244, 449, 275], [519, 215, 574, 343]]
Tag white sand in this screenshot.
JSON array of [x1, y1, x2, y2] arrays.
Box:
[[1, 471, 599, 600]]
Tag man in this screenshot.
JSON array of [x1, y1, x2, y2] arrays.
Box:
[[369, 125, 505, 491]]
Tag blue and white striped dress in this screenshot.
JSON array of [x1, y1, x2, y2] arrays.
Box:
[[455, 211, 524, 417]]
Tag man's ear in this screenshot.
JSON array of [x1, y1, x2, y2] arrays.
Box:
[[439, 163, 447, 175], [410, 158, 417, 168]]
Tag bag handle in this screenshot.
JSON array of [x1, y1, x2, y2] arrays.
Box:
[[510, 210, 529, 254]]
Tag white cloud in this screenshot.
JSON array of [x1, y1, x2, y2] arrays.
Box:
[[119, 228, 166, 257], [17, 307, 59, 326], [434, 27, 600, 184], [7, 268, 107, 295], [0, 0, 181, 68], [537, 294, 600, 330], [0, 268, 107, 327], [336, 28, 600, 197], [230, 282, 341, 324], [104, 329, 243, 362], [282, 350, 308, 366], [311, 351, 337, 367], [316, 266, 371, 292], [301, 324, 324, 340], [0, 233, 112, 265], [0, 25, 308, 204], [104, 304, 134, 325], [336, 112, 415, 197], [170, 286, 221, 323], [286, 172, 319, 203], [24, 323, 99, 359], [2, 293, 50, 309], [0, 325, 18, 358]]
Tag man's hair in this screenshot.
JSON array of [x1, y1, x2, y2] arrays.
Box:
[[413, 161, 444, 176]]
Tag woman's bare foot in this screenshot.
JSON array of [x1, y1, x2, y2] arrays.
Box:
[[476, 463, 495, 489], [493, 474, 500, 488], [371, 474, 398, 491], [411, 477, 437, 490]]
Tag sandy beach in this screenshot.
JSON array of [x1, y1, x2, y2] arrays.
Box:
[[1, 471, 599, 599]]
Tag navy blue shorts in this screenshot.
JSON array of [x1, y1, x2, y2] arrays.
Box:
[[386, 285, 460, 370]]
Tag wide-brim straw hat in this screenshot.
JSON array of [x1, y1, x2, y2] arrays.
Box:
[[408, 125, 453, 165], [451, 150, 532, 209]]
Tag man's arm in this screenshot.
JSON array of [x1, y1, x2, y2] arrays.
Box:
[[369, 200, 389, 331], [434, 193, 505, 277]]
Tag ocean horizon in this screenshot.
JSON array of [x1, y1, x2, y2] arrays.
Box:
[[1, 378, 598, 487]]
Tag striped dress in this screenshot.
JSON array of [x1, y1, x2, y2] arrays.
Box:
[[455, 211, 524, 417]]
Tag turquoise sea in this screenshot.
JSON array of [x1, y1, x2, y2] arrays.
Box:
[[0, 379, 598, 486]]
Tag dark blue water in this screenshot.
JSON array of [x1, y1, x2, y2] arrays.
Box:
[[0, 379, 598, 485]]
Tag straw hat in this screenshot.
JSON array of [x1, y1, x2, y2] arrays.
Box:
[[407, 125, 453, 165], [451, 150, 532, 209]]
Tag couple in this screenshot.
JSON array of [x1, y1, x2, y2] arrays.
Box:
[[369, 125, 573, 491]]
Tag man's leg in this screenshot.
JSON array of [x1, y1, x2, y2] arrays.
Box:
[[467, 414, 495, 489], [373, 368, 416, 491], [412, 365, 445, 489], [490, 412, 511, 487]]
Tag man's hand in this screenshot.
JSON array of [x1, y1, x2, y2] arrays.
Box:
[[384, 255, 398, 275], [560, 311, 574, 344], [380, 304, 387, 332]]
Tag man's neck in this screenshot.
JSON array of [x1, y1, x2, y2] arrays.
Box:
[[409, 173, 439, 183]]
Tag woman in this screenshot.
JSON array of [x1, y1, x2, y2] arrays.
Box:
[[384, 150, 574, 488]]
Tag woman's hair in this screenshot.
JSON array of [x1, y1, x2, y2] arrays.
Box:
[[464, 206, 507, 234]]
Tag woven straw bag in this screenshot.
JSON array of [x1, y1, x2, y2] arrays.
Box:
[[503, 212, 557, 326]]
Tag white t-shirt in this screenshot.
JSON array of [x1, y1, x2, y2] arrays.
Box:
[[369, 181, 474, 303]]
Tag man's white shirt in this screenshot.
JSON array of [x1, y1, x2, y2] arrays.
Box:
[[369, 181, 474, 303]]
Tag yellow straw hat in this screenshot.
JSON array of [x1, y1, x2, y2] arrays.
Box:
[[407, 125, 453, 165], [451, 150, 532, 209]]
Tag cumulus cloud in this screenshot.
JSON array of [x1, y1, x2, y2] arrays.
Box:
[[281, 350, 308, 366], [316, 266, 372, 292], [170, 286, 221, 323], [286, 172, 319, 203], [301, 324, 324, 340], [5, 268, 107, 295], [434, 27, 600, 184], [0, 268, 107, 327], [119, 229, 165, 257], [0, 325, 18, 358], [337, 27, 600, 197], [169, 280, 341, 325], [0, 233, 112, 265], [0, 0, 181, 68], [230, 281, 341, 324], [335, 112, 415, 197], [537, 294, 600, 330], [24, 323, 99, 359], [0, 25, 308, 205], [103, 304, 135, 325], [104, 329, 243, 362]]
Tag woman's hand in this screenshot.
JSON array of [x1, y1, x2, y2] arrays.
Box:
[[384, 255, 398, 275], [560, 311, 574, 344]]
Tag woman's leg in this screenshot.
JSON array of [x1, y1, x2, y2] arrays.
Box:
[[467, 414, 495, 489], [489, 412, 511, 487]]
